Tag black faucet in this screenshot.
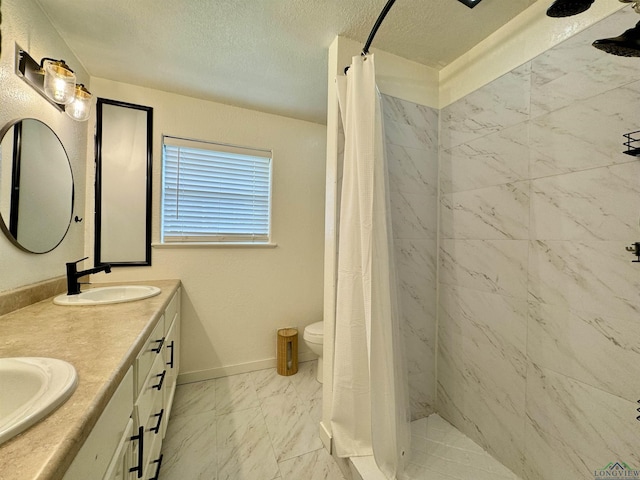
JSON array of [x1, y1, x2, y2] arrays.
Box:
[[66, 257, 112, 295]]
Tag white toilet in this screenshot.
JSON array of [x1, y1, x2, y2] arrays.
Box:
[[303, 321, 324, 383]]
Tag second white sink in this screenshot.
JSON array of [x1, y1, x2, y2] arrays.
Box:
[[54, 285, 161, 306], [0, 357, 77, 445]]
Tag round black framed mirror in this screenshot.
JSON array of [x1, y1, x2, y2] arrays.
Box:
[[0, 119, 74, 253]]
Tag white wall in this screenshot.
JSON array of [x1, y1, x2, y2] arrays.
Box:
[[0, 0, 88, 293], [87, 78, 326, 381]]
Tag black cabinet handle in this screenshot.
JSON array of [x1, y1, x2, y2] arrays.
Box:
[[129, 425, 144, 478], [148, 454, 163, 480], [151, 337, 165, 354], [152, 370, 166, 391], [150, 408, 165, 434], [166, 340, 175, 368]]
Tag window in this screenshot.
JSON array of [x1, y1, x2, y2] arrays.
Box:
[[161, 136, 272, 243]]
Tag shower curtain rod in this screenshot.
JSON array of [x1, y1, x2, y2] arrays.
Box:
[[362, 0, 397, 55], [345, 0, 397, 74]]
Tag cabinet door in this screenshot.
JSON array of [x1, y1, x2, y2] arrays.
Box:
[[63, 368, 134, 480], [103, 419, 133, 480]]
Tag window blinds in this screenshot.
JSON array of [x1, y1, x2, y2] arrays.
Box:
[[162, 137, 272, 243]]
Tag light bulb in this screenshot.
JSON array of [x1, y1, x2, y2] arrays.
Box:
[[43, 60, 76, 105], [65, 84, 92, 122]]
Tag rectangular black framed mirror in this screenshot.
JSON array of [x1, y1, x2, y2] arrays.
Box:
[[95, 98, 153, 266]]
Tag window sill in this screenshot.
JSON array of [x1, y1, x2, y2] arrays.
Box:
[[152, 242, 277, 249]]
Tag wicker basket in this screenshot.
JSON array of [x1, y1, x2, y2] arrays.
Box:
[[276, 328, 298, 376]]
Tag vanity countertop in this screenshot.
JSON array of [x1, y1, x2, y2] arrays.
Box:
[[0, 279, 181, 480]]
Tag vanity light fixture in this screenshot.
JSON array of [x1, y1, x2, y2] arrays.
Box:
[[15, 44, 93, 121]]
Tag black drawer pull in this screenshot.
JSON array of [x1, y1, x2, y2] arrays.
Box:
[[166, 340, 175, 368], [151, 337, 165, 354], [150, 408, 165, 434], [129, 425, 144, 478], [152, 370, 166, 391], [148, 454, 163, 480]]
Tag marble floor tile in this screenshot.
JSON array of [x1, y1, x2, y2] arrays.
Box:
[[161, 410, 217, 480], [278, 447, 346, 480], [409, 415, 521, 480], [170, 378, 216, 418], [305, 395, 323, 424], [166, 365, 526, 480], [216, 407, 280, 480], [290, 360, 323, 403], [353, 415, 522, 480], [261, 390, 323, 462], [403, 463, 460, 480], [250, 367, 297, 400], [215, 372, 260, 415], [163, 364, 343, 480]]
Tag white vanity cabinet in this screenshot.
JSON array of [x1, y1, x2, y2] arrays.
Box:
[[130, 288, 181, 480], [61, 287, 181, 480], [162, 292, 180, 438]]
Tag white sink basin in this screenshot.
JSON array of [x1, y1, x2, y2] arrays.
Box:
[[0, 357, 77, 445], [53, 285, 161, 306]]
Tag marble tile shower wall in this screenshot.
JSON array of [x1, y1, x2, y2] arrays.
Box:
[[381, 94, 439, 420], [438, 7, 640, 480]]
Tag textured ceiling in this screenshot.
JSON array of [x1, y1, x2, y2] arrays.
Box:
[[35, 0, 540, 124]]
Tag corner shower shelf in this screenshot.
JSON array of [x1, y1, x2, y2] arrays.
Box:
[[623, 130, 640, 156]]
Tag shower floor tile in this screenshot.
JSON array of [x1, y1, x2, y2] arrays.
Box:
[[352, 414, 522, 480]]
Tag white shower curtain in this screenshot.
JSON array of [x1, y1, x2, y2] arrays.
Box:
[[330, 54, 410, 480]]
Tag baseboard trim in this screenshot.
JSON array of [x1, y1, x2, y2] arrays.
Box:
[[177, 352, 318, 384]]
